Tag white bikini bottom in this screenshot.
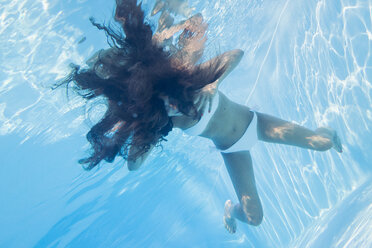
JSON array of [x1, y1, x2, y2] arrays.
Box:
[[219, 111, 258, 153]]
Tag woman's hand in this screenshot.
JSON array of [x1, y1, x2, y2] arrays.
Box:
[[194, 80, 218, 114]]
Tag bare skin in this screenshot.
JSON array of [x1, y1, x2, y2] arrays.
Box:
[[127, 7, 343, 234], [127, 49, 343, 233]]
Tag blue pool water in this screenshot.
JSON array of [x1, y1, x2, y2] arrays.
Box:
[[0, 0, 371, 247]]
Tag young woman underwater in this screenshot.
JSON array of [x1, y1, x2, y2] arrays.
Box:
[[56, 0, 343, 233]]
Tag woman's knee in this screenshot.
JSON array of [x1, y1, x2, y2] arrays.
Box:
[[306, 134, 333, 151], [241, 195, 263, 226]]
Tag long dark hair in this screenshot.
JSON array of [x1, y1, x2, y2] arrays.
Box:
[[55, 0, 226, 170]]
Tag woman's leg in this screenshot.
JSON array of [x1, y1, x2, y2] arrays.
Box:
[[221, 151, 263, 233], [256, 112, 342, 152]]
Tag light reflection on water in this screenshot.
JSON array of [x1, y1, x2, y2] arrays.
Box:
[[0, 0, 371, 247]]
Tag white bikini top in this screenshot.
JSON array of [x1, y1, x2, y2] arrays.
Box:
[[183, 91, 220, 136]]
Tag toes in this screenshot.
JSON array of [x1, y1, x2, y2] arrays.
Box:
[[223, 216, 237, 234], [224, 220, 232, 233], [231, 219, 237, 233], [333, 132, 343, 153]]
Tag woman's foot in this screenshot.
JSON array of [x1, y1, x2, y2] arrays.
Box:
[[224, 200, 237, 233], [316, 127, 343, 153], [332, 131, 343, 153]]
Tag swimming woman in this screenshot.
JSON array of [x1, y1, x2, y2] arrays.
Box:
[[56, 0, 342, 233]]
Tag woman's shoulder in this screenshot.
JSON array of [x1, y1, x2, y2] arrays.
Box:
[[171, 47, 245, 131]]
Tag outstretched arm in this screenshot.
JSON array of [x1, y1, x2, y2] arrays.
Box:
[[153, 18, 189, 44], [200, 49, 244, 89], [153, 13, 208, 67], [193, 49, 244, 113]]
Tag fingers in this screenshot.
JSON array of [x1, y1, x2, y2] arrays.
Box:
[[193, 93, 201, 105], [194, 95, 201, 109], [208, 95, 213, 113], [200, 94, 213, 113], [196, 95, 207, 113], [200, 97, 207, 114], [194, 92, 215, 115]]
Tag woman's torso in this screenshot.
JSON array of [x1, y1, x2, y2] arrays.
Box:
[[172, 91, 254, 150]]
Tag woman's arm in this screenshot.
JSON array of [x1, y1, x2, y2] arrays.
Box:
[[193, 49, 244, 113], [200, 49, 244, 89], [153, 13, 207, 67]]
